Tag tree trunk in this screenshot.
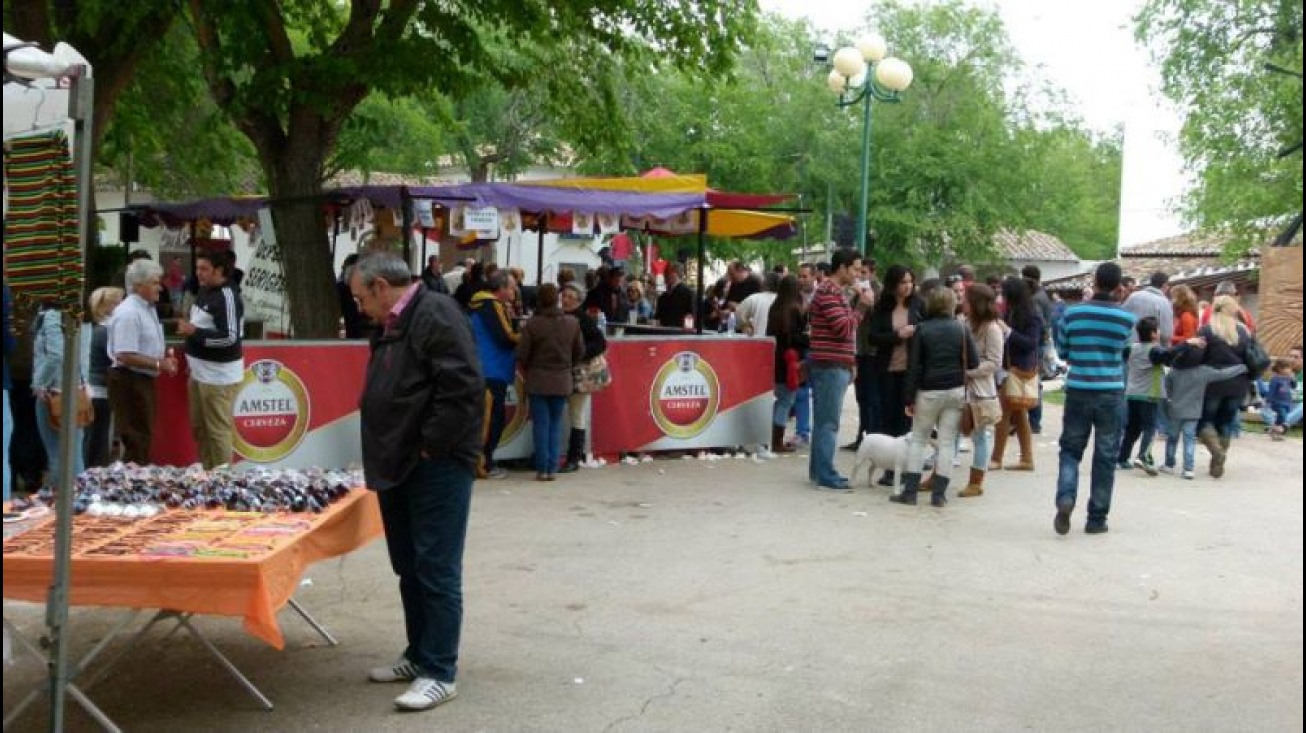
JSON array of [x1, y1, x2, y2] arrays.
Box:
[[266, 153, 339, 339]]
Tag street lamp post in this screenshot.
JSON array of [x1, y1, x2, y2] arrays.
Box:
[[824, 34, 913, 255]]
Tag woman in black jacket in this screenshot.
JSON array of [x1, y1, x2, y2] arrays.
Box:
[[1191, 294, 1252, 478], [891, 286, 978, 507], [559, 283, 608, 472], [766, 275, 808, 454], [867, 265, 923, 485], [990, 276, 1043, 471]]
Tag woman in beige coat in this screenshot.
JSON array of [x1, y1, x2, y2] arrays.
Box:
[[960, 284, 1008, 496], [518, 283, 584, 481]]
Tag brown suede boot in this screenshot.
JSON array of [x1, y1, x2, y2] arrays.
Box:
[[771, 425, 794, 454], [1198, 426, 1225, 477], [959, 467, 985, 497]]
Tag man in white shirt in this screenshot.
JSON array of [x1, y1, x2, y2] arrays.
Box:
[[735, 273, 779, 336]]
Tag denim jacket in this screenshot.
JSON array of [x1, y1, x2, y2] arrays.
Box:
[[31, 308, 91, 394]]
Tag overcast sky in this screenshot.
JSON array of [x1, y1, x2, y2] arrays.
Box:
[[758, 0, 1190, 250]]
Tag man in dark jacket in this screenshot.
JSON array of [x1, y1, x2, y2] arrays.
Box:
[[421, 255, 450, 295], [468, 271, 519, 479], [176, 250, 244, 469], [350, 253, 484, 713], [654, 262, 694, 329]]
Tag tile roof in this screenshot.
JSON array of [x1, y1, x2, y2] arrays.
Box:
[[993, 229, 1080, 262], [1120, 232, 1245, 257]]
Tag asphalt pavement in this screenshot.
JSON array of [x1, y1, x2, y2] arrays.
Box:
[[3, 396, 1302, 732]]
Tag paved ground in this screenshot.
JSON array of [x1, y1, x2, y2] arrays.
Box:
[[4, 397, 1303, 732]]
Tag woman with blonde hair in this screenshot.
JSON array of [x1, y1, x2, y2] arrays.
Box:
[[1170, 284, 1199, 345], [1186, 294, 1252, 477], [85, 287, 125, 467], [958, 284, 1007, 497]]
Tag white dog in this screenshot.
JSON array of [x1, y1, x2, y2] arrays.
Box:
[[848, 433, 911, 492]]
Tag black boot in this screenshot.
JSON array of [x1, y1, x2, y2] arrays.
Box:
[[890, 472, 921, 505], [559, 429, 585, 473], [929, 474, 951, 507]]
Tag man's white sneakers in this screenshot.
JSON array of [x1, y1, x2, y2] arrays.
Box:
[[395, 678, 457, 712]]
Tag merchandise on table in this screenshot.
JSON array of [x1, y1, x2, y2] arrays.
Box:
[[29, 464, 363, 515]]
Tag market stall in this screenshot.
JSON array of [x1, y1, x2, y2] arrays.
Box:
[[3, 467, 382, 724]]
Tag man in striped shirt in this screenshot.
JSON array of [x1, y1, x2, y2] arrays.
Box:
[[1052, 262, 1136, 536], [807, 247, 874, 490]]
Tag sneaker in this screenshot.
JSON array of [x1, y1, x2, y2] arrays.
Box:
[[1133, 459, 1158, 477], [1181, 470, 1195, 480], [486, 467, 509, 480], [369, 656, 421, 683], [1158, 464, 1176, 475], [1116, 461, 1132, 471], [394, 677, 457, 712], [787, 435, 810, 449], [1054, 501, 1073, 536]]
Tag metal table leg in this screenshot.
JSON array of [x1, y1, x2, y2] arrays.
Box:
[[287, 598, 338, 646], [174, 614, 274, 711]]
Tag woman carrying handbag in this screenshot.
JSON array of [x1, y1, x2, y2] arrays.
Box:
[[990, 277, 1043, 471], [959, 284, 1006, 497]]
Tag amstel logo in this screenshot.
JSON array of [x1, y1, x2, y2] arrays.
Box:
[[232, 359, 311, 463], [499, 373, 531, 446], [650, 351, 721, 439]]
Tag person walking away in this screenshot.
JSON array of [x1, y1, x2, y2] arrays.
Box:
[[559, 283, 607, 472], [766, 275, 808, 454], [32, 299, 92, 489], [468, 272, 520, 479], [519, 284, 583, 481], [807, 247, 873, 491], [1161, 338, 1241, 479], [352, 253, 483, 712], [990, 276, 1043, 471], [866, 265, 923, 486], [85, 288, 124, 467], [890, 287, 978, 507], [958, 284, 1006, 497], [177, 250, 245, 469], [107, 258, 179, 465], [1184, 295, 1254, 478], [1052, 262, 1135, 535], [1116, 317, 1170, 474]]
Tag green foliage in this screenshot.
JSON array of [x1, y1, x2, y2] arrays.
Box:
[[1137, 0, 1304, 255], [100, 24, 262, 199]]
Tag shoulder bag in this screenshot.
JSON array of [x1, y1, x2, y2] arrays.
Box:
[[573, 353, 612, 394], [1001, 339, 1040, 411]]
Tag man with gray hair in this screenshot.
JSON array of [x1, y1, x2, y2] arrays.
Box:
[[351, 252, 484, 713], [1200, 280, 1256, 331], [1123, 271, 1174, 345], [107, 258, 179, 464]]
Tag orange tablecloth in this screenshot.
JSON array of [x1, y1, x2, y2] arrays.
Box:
[[2, 489, 382, 649]]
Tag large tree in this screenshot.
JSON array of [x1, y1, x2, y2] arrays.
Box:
[[1137, 0, 1303, 254], [186, 0, 758, 337]]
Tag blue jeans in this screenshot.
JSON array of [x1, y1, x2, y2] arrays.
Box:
[[35, 396, 84, 491], [3, 389, 11, 503], [376, 456, 473, 683], [970, 425, 993, 472], [773, 383, 798, 428], [529, 394, 567, 474], [1164, 419, 1198, 472], [1057, 389, 1124, 523], [794, 383, 811, 438], [808, 366, 852, 485]]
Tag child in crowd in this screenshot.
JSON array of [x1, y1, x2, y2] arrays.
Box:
[[1267, 358, 1297, 440], [1161, 336, 1245, 480], [1118, 317, 1169, 474]]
